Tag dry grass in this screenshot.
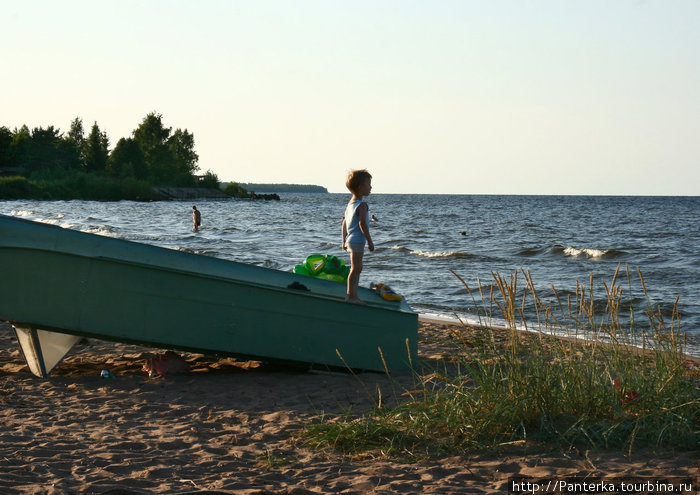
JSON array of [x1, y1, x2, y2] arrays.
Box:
[[303, 266, 699, 459]]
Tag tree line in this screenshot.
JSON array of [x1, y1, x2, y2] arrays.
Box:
[[0, 113, 224, 200]]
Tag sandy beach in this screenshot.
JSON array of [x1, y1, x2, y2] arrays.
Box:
[[0, 320, 697, 494]]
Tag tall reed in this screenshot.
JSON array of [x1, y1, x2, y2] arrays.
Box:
[[304, 266, 699, 458]]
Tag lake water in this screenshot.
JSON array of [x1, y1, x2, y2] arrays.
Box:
[[3, 194, 699, 356]]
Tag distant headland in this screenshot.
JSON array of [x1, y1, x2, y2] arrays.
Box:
[[234, 183, 328, 193]]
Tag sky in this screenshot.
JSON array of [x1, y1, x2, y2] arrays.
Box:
[[2, 1, 698, 195]]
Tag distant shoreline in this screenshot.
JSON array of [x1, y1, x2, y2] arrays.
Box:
[[230, 183, 328, 193]]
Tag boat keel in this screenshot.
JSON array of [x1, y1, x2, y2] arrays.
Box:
[[12, 325, 81, 377]]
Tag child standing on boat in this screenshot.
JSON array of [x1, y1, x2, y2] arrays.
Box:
[[342, 169, 374, 304]]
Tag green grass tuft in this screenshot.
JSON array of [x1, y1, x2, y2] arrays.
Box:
[[303, 266, 699, 459]]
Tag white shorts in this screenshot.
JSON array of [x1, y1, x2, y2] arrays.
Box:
[[347, 242, 365, 253]]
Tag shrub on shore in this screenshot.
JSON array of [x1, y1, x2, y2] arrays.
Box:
[[304, 266, 698, 458], [16, 172, 158, 201], [223, 181, 251, 198], [0, 176, 32, 199]]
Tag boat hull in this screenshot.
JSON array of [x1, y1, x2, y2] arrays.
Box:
[[0, 214, 418, 375]]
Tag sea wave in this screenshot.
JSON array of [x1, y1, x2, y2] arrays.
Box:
[[34, 218, 61, 225], [80, 225, 119, 237], [175, 247, 224, 257], [410, 249, 474, 259], [560, 246, 625, 259], [564, 247, 606, 258], [519, 245, 625, 259], [11, 209, 35, 216], [517, 247, 546, 256]]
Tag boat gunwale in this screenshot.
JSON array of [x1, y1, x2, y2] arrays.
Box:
[[0, 245, 414, 316]]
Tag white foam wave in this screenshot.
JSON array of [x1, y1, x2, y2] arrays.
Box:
[[34, 218, 61, 225], [564, 246, 607, 258], [11, 209, 34, 217], [80, 226, 118, 237], [411, 250, 465, 258]]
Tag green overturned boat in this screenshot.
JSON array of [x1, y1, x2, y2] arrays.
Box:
[[0, 214, 417, 377]]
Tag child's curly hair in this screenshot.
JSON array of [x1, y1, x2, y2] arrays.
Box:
[[345, 169, 372, 194]]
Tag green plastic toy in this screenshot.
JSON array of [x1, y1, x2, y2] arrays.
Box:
[[294, 254, 350, 283]]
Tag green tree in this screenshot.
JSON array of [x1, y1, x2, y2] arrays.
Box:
[[132, 112, 171, 153], [22, 126, 65, 174], [4, 124, 81, 176], [199, 170, 219, 189], [9, 126, 31, 173], [132, 112, 174, 183], [67, 117, 86, 167], [108, 137, 147, 179], [56, 134, 82, 171], [0, 126, 12, 169], [168, 128, 199, 176], [131, 112, 201, 186], [84, 122, 109, 173]]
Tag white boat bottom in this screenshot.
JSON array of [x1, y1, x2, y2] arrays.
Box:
[[13, 325, 81, 377]]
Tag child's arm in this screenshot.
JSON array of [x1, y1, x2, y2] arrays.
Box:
[[341, 217, 348, 251], [357, 204, 374, 251]]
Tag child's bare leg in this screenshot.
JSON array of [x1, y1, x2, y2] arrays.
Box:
[[346, 251, 365, 304]]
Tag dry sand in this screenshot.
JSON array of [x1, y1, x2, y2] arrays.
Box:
[[0, 320, 697, 494]]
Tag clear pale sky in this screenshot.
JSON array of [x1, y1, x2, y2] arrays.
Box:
[[2, 1, 698, 195]]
